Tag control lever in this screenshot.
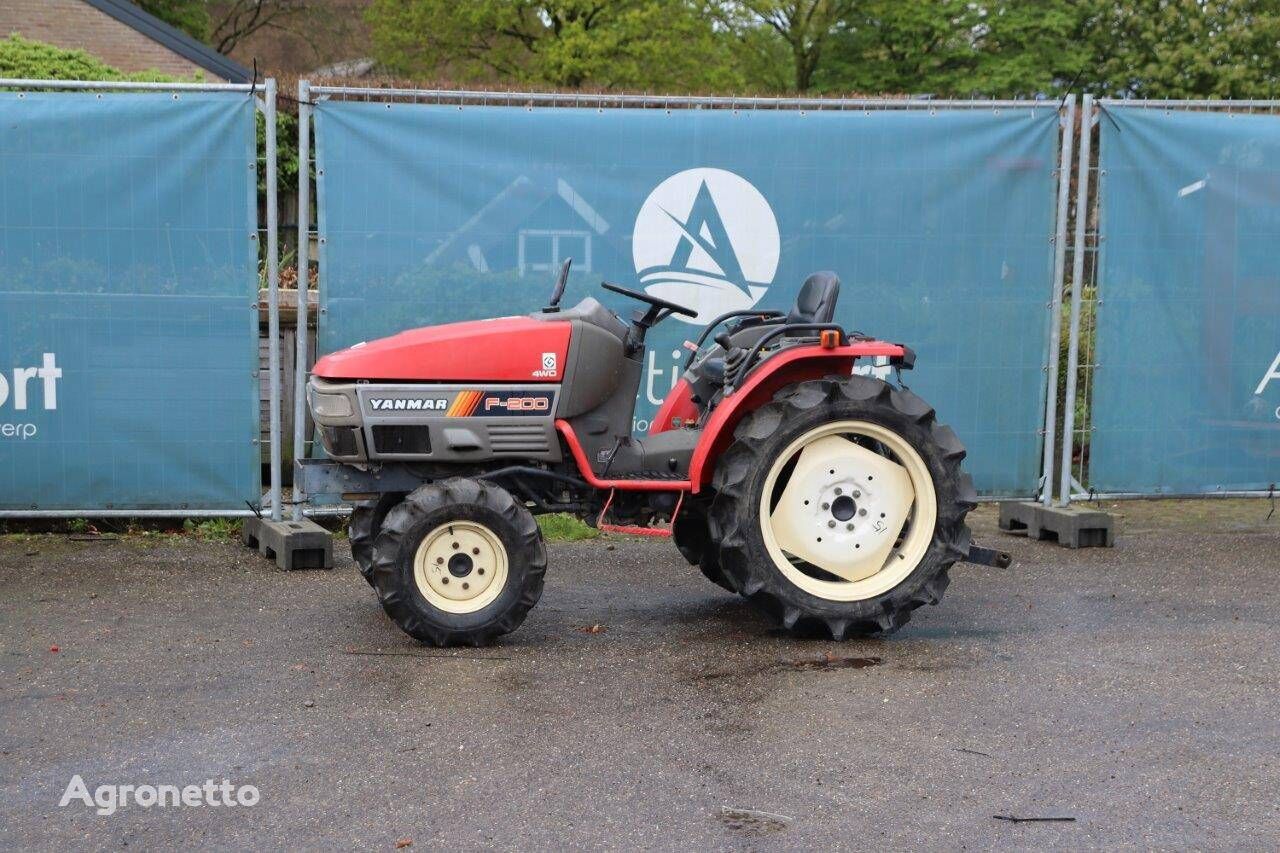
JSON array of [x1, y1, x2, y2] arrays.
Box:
[[714, 331, 733, 351]]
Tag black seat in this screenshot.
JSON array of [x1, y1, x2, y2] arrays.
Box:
[[697, 271, 842, 385], [786, 271, 840, 324]]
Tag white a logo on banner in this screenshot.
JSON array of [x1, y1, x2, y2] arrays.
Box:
[[632, 168, 780, 325]]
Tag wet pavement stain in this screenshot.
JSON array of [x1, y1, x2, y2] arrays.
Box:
[[697, 653, 883, 680], [790, 653, 883, 671], [718, 807, 792, 837]]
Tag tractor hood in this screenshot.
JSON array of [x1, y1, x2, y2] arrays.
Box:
[[312, 316, 570, 383]]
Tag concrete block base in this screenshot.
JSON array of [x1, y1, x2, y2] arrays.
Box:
[[998, 501, 1115, 549], [243, 516, 334, 570]]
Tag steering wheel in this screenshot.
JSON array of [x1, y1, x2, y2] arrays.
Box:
[[601, 281, 698, 318]]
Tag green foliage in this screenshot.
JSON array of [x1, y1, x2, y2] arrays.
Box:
[[365, 0, 1280, 98], [537, 513, 598, 541], [1085, 0, 1280, 98], [136, 0, 212, 42], [257, 108, 300, 197], [368, 0, 742, 90], [182, 518, 242, 541], [0, 34, 181, 82], [713, 1, 855, 93]]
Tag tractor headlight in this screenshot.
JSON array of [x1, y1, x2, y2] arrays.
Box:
[[310, 390, 353, 419]]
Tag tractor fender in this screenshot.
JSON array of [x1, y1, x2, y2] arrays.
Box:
[[649, 378, 699, 435], [687, 342, 905, 492]]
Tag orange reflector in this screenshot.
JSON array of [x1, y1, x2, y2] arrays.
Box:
[[820, 330, 840, 349]]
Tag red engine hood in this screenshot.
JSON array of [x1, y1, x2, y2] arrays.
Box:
[[312, 316, 570, 382]]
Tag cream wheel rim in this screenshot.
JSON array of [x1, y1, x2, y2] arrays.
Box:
[[759, 420, 937, 602], [413, 521, 509, 614]]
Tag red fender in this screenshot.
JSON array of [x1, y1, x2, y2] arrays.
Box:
[[687, 341, 906, 492], [649, 378, 699, 435]]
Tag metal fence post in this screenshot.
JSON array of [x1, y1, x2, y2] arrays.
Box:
[[292, 79, 312, 522], [1040, 95, 1076, 504], [1059, 93, 1094, 506], [264, 78, 283, 522]]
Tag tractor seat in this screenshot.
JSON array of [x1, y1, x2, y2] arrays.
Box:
[[786, 271, 840, 324], [699, 272, 842, 384]]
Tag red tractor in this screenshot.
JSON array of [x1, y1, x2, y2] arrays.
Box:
[[302, 262, 1000, 646]]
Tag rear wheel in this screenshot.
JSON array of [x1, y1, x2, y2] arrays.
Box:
[[672, 509, 735, 593], [709, 376, 975, 638], [371, 478, 546, 646]]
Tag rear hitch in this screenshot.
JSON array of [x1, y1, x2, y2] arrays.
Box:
[[964, 544, 1013, 569]]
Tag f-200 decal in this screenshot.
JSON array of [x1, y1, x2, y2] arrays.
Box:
[[478, 391, 553, 416]]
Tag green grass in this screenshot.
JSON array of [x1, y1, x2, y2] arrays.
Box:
[[537, 513, 598, 541], [181, 518, 242, 542]]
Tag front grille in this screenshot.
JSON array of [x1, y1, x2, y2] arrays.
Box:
[[372, 424, 433, 455], [320, 426, 359, 457], [486, 424, 551, 454]]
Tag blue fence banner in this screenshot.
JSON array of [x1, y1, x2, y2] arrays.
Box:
[[0, 92, 260, 511], [315, 101, 1062, 495], [1092, 108, 1280, 494]]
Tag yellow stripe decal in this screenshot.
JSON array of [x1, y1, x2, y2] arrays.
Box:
[[448, 390, 480, 417]]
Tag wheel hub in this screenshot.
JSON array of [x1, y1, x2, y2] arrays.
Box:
[[447, 552, 473, 577], [413, 521, 508, 614], [830, 494, 857, 522], [760, 421, 938, 600]]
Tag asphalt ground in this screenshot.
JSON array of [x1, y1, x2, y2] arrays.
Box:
[[1, 501, 1277, 850]]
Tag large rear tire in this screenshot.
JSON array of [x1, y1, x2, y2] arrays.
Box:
[[708, 376, 975, 639], [672, 509, 735, 593], [371, 478, 546, 646]]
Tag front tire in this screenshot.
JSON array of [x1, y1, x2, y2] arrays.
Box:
[[348, 492, 405, 587], [371, 478, 546, 646], [709, 376, 975, 639]]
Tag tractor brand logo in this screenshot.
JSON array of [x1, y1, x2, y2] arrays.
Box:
[[632, 168, 780, 325], [532, 351, 557, 378], [369, 397, 448, 412]]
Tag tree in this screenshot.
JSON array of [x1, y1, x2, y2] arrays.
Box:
[[816, 1, 1089, 98], [367, 0, 741, 90], [1084, 0, 1280, 99], [712, 0, 854, 92], [135, 1, 211, 41], [209, 1, 312, 54]]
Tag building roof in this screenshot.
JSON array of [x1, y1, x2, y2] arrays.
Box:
[[83, 0, 253, 83]]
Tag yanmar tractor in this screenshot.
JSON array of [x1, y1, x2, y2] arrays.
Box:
[[303, 262, 1003, 646]]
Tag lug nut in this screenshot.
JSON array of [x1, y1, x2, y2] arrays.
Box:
[[462, 583, 470, 590], [477, 568, 485, 575], [472, 547, 480, 555], [834, 487, 842, 495], [821, 502, 830, 510], [435, 557, 443, 565], [846, 523, 854, 530], [451, 541, 459, 550], [853, 490, 861, 498], [859, 508, 867, 516], [827, 520, 836, 528], [441, 577, 449, 584]]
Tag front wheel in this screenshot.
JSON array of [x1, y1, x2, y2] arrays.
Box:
[[371, 479, 546, 646], [348, 492, 405, 587], [709, 376, 975, 638]]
